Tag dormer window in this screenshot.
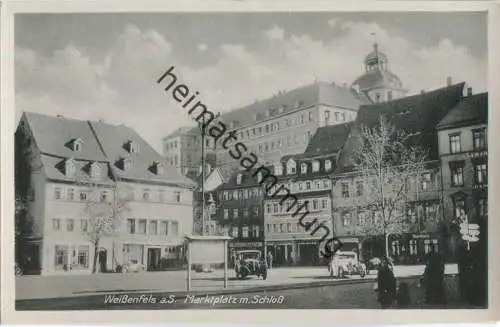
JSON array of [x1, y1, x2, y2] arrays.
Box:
[[118, 158, 132, 171], [151, 161, 164, 175], [257, 172, 263, 183], [274, 164, 283, 176], [67, 138, 83, 152], [125, 140, 139, 154], [312, 160, 320, 173], [325, 159, 332, 171], [65, 158, 76, 177], [236, 173, 243, 185], [90, 162, 101, 179], [286, 159, 296, 175], [301, 163, 308, 174]]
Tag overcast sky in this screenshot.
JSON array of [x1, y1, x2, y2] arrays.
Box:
[[15, 12, 487, 151]]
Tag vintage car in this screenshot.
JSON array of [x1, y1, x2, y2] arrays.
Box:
[[122, 260, 147, 273], [234, 250, 267, 280], [328, 251, 367, 278]]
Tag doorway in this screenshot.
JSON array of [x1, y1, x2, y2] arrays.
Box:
[[98, 249, 107, 273], [147, 248, 161, 271]]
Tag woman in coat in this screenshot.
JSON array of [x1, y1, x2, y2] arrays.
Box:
[[377, 257, 397, 308]]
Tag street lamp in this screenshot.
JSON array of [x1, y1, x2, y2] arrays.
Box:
[[196, 112, 221, 236]]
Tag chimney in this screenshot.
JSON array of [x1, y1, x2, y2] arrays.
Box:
[[467, 87, 473, 96], [446, 76, 452, 86]]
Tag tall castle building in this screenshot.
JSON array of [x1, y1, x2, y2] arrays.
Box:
[[162, 43, 406, 176]]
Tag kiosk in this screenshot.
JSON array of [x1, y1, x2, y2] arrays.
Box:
[[185, 235, 232, 291]]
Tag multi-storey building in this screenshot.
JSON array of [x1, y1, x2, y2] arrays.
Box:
[[261, 123, 350, 266], [15, 112, 195, 275], [162, 43, 405, 174], [210, 169, 265, 256], [332, 81, 466, 263], [436, 91, 488, 252]]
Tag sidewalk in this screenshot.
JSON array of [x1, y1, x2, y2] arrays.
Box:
[[16, 264, 458, 300]]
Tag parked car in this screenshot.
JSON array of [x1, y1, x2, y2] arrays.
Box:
[[366, 257, 394, 274], [329, 251, 367, 278], [15, 262, 23, 276], [122, 260, 146, 273], [235, 250, 267, 280]]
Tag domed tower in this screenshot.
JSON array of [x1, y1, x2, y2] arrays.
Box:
[[352, 43, 407, 103]]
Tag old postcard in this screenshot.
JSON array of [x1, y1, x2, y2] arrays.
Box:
[[1, 0, 499, 324]]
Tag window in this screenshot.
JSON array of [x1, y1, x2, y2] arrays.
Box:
[[449, 133, 461, 153], [267, 224, 271, 233], [274, 164, 283, 176], [150, 220, 158, 234], [243, 208, 249, 218], [312, 200, 319, 210], [453, 198, 466, 221], [321, 199, 328, 209], [233, 190, 238, 200], [478, 198, 488, 219], [224, 209, 229, 219], [306, 182, 311, 190], [473, 129, 486, 150], [287, 160, 296, 175], [421, 173, 432, 191], [407, 206, 417, 224], [298, 182, 303, 190], [253, 207, 259, 216], [90, 162, 101, 178], [233, 209, 239, 219], [54, 187, 62, 200], [160, 221, 168, 235], [174, 191, 181, 203], [341, 113, 346, 121], [232, 226, 239, 237], [127, 219, 136, 234], [81, 219, 88, 232], [324, 110, 330, 124], [79, 191, 88, 201], [355, 181, 363, 197], [73, 140, 83, 152], [314, 180, 321, 189], [77, 246, 89, 268], [65, 159, 76, 177], [335, 112, 339, 121], [312, 161, 320, 172], [375, 93, 381, 102], [341, 182, 350, 198], [474, 163, 487, 185], [387, 91, 393, 101], [450, 162, 464, 186], [54, 246, 68, 267], [391, 241, 401, 256], [101, 190, 110, 202], [409, 240, 417, 255], [301, 163, 308, 174], [325, 160, 332, 171], [138, 219, 147, 234], [242, 227, 249, 238], [323, 179, 329, 188], [66, 219, 74, 232], [236, 174, 243, 185], [342, 212, 352, 226], [67, 188, 75, 201], [142, 189, 150, 201], [358, 211, 368, 225], [52, 218, 61, 230], [253, 225, 260, 237]]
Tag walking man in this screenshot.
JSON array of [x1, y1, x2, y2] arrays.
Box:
[[267, 250, 273, 270]]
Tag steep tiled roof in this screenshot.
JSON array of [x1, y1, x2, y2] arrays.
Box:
[[23, 112, 107, 162], [303, 123, 353, 157], [89, 121, 195, 188], [218, 167, 263, 190], [338, 82, 466, 170], [437, 92, 488, 130]]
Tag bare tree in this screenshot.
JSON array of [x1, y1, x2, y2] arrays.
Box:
[[348, 116, 428, 258], [76, 176, 131, 273]]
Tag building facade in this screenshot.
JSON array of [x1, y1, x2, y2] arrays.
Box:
[[332, 82, 466, 263], [436, 91, 488, 253], [15, 112, 195, 275]]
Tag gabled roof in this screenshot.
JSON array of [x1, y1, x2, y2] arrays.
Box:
[[352, 69, 404, 92], [437, 92, 488, 130], [218, 168, 263, 190], [338, 82, 466, 169], [303, 123, 353, 157], [89, 121, 195, 188], [22, 112, 108, 162]]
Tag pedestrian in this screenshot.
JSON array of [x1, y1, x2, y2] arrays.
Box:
[[422, 246, 445, 305], [267, 251, 273, 269], [377, 257, 397, 308]]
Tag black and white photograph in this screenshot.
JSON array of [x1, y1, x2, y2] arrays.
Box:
[[1, 0, 499, 323]]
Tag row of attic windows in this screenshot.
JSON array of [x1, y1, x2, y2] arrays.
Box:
[[63, 158, 165, 178], [229, 100, 306, 127], [67, 138, 140, 154]]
